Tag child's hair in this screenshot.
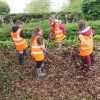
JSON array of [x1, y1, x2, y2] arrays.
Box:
[[31, 27, 41, 42], [12, 26, 19, 32], [15, 20, 23, 26], [48, 17, 53, 22], [78, 20, 86, 31], [33, 27, 41, 35]]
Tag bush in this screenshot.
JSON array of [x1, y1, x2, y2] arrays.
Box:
[[2, 12, 83, 24], [82, 0, 100, 20], [0, 24, 11, 41], [0, 20, 100, 41], [0, 1, 10, 14]]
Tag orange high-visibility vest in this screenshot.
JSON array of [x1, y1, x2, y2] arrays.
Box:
[[11, 30, 28, 51], [78, 33, 93, 56], [53, 22, 66, 42], [31, 35, 44, 61]]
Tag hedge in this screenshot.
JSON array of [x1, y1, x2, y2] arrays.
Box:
[[0, 20, 100, 41], [82, 0, 100, 20], [1, 12, 83, 24]]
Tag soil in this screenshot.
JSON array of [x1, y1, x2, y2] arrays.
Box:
[[0, 42, 100, 100]]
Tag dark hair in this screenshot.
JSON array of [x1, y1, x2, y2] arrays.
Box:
[[12, 26, 19, 32], [78, 20, 86, 31], [15, 20, 23, 26]]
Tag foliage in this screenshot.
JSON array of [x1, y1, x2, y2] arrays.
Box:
[[0, 0, 10, 14], [82, 0, 100, 20], [1, 12, 83, 24], [25, 0, 51, 13], [0, 20, 100, 41], [0, 24, 11, 41], [93, 35, 100, 42], [62, 0, 84, 13]]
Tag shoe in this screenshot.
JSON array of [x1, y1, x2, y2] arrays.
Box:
[[38, 72, 46, 77], [19, 54, 26, 65], [21, 61, 26, 65], [84, 63, 91, 68], [41, 63, 44, 68], [19, 61, 26, 65], [36, 68, 46, 77]]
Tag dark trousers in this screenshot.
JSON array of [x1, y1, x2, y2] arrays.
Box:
[[36, 61, 43, 68], [18, 49, 27, 64]]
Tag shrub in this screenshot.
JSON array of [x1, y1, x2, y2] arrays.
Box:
[[82, 0, 100, 20], [0, 1, 10, 14], [0, 20, 100, 41], [2, 12, 83, 24]]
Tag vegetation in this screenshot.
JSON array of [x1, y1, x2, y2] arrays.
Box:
[[1, 12, 84, 24], [62, 0, 84, 13], [0, 36, 100, 100], [82, 0, 100, 20], [0, 0, 10, 14], [0, 0, 100, 99], [0, 20, 100, 41], [25, 0, 51, 13]]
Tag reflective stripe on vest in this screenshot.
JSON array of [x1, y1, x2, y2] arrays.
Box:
[[79, 34, 89, 45], [79, 34, 93, 50], [56, 34, 63, 37], [32, 46, 41, 49], [11, 32, 26, 46], [15, 40, 25, 45], [32, 51, 43, 54], [31, 36, 44, 54], [81, 47, 91, 50], [55, 30, 62, 33], [53, 23, 65, 42], [13, 38, 23, 41]]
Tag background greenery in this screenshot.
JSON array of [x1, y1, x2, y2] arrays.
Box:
[[0, 20, 100, 41], [0, 0, 10, 14]]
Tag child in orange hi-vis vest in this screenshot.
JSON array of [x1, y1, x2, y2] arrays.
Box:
[[49, 18, 66, 50], [31, 27, 46, 77], [11, 20, 28, 65], [78, 20, 95, 70]]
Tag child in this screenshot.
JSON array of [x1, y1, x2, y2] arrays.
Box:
[[49, 18, 66, 50], [31, 27, 46, 77], [78, 20, 95, 69], [58, 20, 67, 35], [11, 20, 28, 65]]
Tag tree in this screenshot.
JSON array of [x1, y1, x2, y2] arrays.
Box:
[[0, 0, 10, 14], [82, 0, 100, 20], [61, 0, 84, 13], [25, 0, 51, 13]]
